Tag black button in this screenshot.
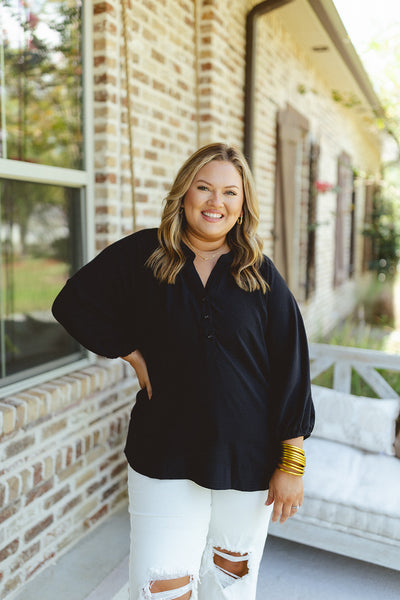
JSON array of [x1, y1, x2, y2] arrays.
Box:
[[207, 334, 214, 340], [204, 314, 209, 319], [201, 296, 207, 302]]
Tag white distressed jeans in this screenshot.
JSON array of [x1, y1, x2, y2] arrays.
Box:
[[128, 467, 273, 600]]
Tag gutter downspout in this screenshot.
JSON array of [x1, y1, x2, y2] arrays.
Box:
[[244, 0, 295, 169]]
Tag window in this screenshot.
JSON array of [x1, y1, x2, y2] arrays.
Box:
[[0, 1, 92, 390]]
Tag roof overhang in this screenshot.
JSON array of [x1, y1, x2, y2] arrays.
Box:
[[275, 0, 383, 117], [245, 0, 385, 166]]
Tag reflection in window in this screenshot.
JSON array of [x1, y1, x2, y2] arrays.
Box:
[[0, 0, 83, 168], [0, 179, 85, 383]]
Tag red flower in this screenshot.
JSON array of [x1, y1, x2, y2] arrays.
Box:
[[315, 181, 334, 193]]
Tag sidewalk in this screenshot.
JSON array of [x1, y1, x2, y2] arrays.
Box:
[[12, 505, 400, 600]]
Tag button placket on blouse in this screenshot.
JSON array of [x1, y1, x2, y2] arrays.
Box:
[[201, 295, 215, 341]]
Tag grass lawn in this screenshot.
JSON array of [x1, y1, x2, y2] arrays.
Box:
[[310, 274, 400, 395], [3, 257, 69, 315]]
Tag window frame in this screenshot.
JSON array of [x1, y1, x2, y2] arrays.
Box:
[[0, 1, 95, 397]]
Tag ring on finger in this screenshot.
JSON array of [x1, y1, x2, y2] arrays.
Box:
[[291, 505, 300, 510]]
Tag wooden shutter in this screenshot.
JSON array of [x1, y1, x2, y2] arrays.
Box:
[[273, 105, 309, 293], [333, 153, 353, 287], [362, 183, 375, 271], [305, 143, 320, 299], [349, 175, 356, 278]]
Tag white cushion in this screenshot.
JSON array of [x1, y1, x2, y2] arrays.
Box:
[[311, 384, 400, 455], [298, 438, 400, 540]]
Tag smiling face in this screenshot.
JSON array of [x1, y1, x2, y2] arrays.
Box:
[[183, 160, 244, 247]]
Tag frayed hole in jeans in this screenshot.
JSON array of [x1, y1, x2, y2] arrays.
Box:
[[142, 575, 193, 600], [213, 547, 249, 588]]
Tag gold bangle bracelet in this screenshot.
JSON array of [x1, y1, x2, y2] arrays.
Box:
[[281, 458, 306, 468], [278, 466, 303, 477], [278, 467, 304, 475], [280, 463, 304, 472], [281, 452, 306, 463], [280, 457, 304, 465], [279, 459, 305, 470], [281, 445, 305, 457], [279, 443, 306, 477], [278, 461, 304, 473], [281, 443, 305, 453]]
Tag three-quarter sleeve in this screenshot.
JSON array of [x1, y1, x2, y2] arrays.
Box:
[[265, 260, 315, 441], [52, 236, 140, 359]]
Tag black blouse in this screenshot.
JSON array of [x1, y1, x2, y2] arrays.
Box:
[[52, 228, 314, 491]]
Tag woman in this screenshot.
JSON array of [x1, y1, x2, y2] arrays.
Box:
[[52, 143, 314, 600]]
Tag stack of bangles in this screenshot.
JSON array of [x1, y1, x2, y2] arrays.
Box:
[[277, 442, 306, 476]]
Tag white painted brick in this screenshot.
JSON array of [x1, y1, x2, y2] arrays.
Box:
[[0, 402, 16, 435]]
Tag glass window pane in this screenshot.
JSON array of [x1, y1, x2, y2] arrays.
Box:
[[0, 178, 85, 384], [0, 1, 83, 169]]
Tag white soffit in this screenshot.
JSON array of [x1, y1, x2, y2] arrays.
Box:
[[273, 0, 381, 121]]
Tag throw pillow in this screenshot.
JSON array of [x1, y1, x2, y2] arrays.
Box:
[[311, 384, 400, 455]]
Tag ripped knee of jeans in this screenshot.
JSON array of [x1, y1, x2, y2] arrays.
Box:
[[142, 574, 194, 599], [212, 547, 250, 588]]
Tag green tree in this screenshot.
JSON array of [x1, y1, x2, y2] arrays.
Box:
[[2, 0, 83, 168], [1, 1, 83, 253], [367, 30, 400, 150], [359, 24, 400, 277]]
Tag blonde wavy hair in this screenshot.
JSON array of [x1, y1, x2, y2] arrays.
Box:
[[147, 142, 267, 293]]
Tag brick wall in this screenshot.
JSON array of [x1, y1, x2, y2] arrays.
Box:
[[0, 360, 137, 598], [198, 0, 249, 145], [0, 1, 383, 596], [119, 0, 199, 233]]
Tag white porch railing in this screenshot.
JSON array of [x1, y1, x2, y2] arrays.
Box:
[[309, 342, 400, 399]]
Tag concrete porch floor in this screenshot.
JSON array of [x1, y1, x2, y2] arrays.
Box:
[[12, 505, 400, 600]]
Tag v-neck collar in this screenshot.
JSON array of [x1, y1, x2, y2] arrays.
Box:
[[188, 251, 232, 292]]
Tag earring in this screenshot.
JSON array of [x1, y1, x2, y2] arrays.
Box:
[[237, 214, 243, 225], [179, 206, 184, 215]]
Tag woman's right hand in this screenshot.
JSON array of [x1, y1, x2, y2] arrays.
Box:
[[121, 349, 152, 399]]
